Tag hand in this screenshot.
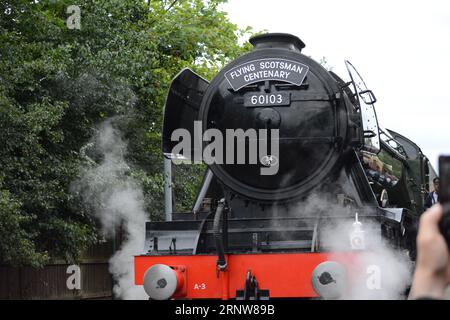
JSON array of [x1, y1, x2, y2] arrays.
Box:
[[409, 204, 450, 299]]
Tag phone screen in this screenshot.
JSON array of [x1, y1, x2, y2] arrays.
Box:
[[439, 156, 450, 204]]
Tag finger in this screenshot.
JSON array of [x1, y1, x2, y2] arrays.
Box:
[[419, 204, 443, 234]]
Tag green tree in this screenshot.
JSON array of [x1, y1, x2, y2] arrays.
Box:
[[0, 0, 252, 266]]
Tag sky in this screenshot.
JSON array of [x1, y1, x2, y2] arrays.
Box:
[[221, 0, 450, 171]]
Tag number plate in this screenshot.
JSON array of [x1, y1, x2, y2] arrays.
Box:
[[243, 92, 290, 107]]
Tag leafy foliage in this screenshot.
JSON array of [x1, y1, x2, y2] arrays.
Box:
[[0, 0, 252, 266]]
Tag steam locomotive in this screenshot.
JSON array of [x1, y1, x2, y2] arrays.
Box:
[[134, 33, 437, 299]]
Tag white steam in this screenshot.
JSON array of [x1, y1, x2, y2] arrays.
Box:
[[322, 219, 413, 299], [269, 192, 413, 299], [309, 196, 414, 300], [72, 119, 147, 299]]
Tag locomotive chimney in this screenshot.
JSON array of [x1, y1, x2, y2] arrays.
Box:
[[249, 33, 305, 52]]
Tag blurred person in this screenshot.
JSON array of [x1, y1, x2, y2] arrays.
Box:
[[424, 177, 440, 209], [409, 204, 450, 299]]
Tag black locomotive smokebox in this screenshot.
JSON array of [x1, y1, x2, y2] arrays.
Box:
[[198, 33, 348, 202]]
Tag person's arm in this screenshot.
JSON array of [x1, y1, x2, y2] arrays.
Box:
[[409, 204, 450, 299]]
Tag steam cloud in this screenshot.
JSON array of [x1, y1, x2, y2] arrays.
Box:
[[298, 194, 413, 299], [322, 220, 412, 299], [72, 119, 147, 299]]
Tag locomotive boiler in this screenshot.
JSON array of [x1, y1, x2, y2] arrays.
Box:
[[134, 33, 437, 299]]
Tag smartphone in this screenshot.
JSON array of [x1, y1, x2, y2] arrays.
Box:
[[438, 155, 450, 248]]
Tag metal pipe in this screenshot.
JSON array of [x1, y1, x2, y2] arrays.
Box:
[[164, 156, 173, 221], [192, 169, 213, 214], [213, 199, 227, 270]]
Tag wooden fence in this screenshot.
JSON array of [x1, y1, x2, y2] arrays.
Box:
[[0, 241, 114, 299]]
